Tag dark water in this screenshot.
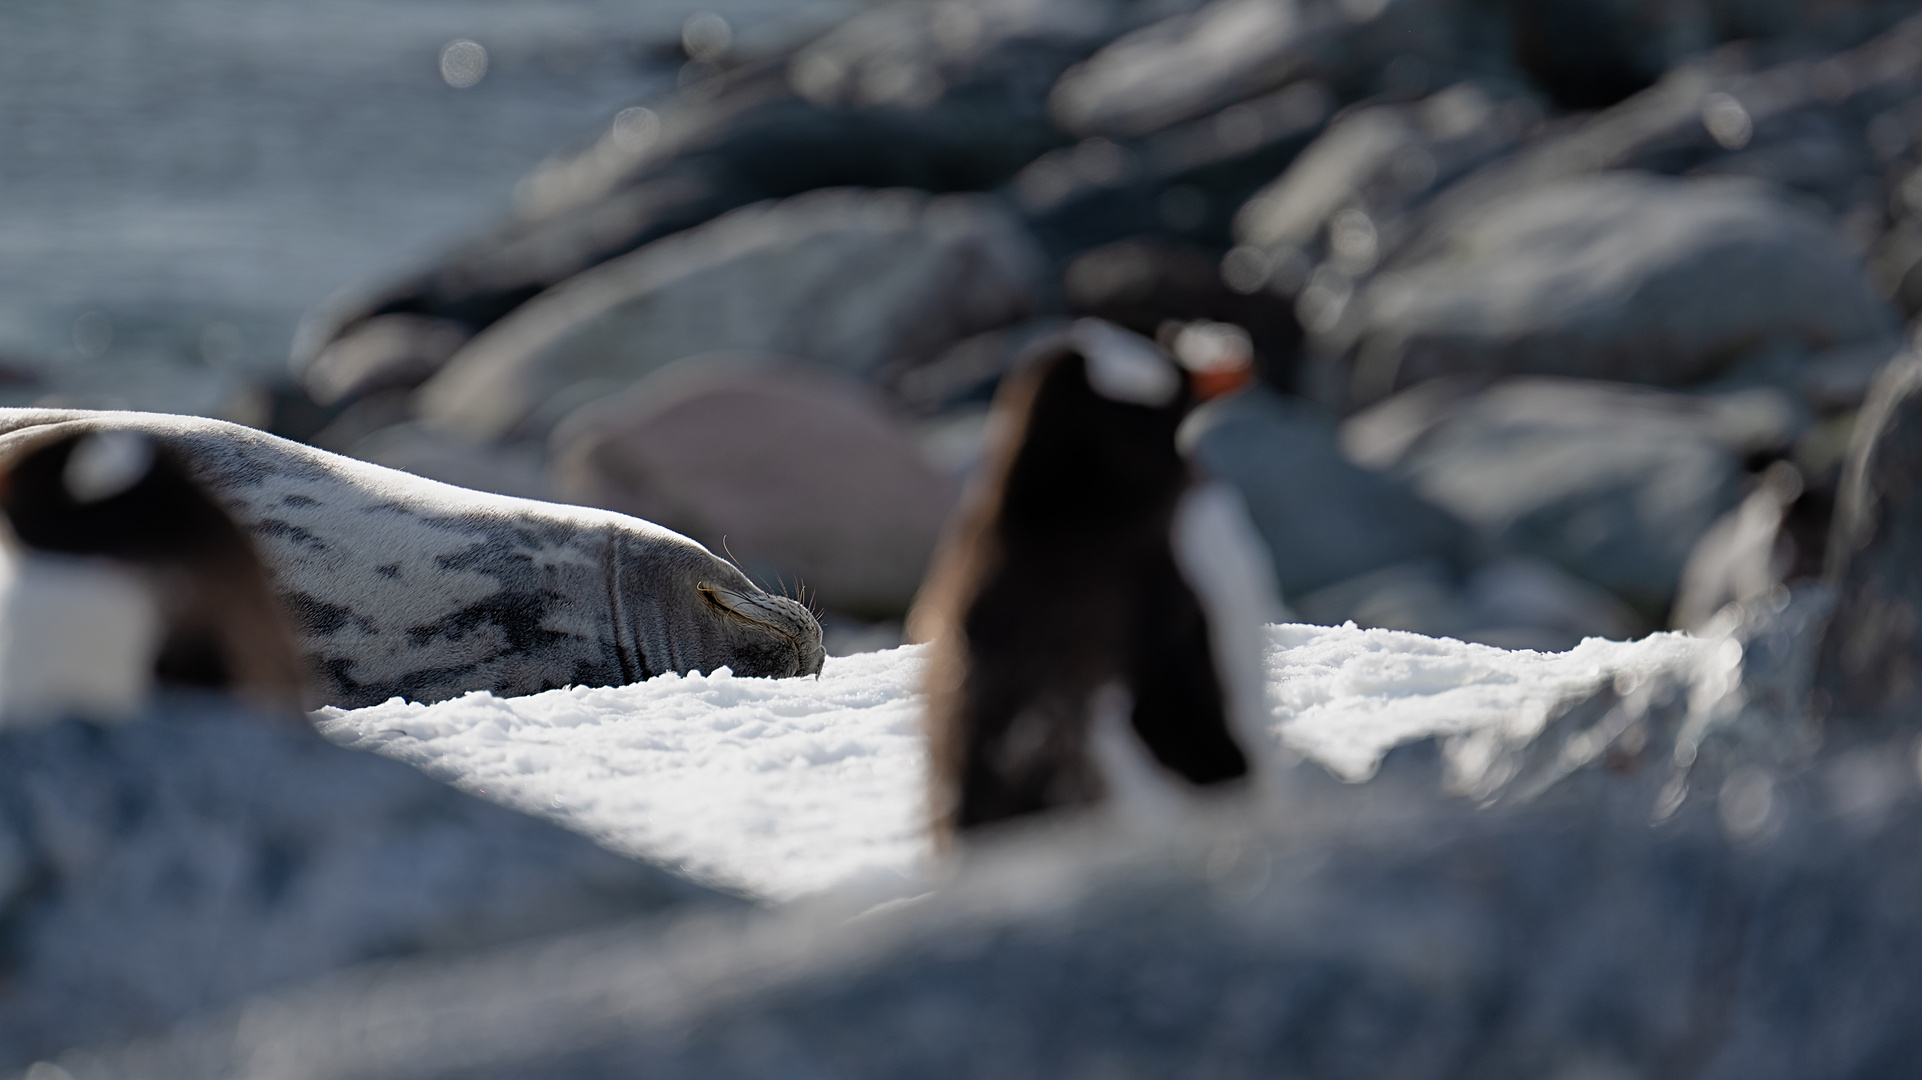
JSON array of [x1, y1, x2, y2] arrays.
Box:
[[0, 0, 850, 418]]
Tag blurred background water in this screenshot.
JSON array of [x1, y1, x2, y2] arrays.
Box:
[[0, 0, 848, 418]]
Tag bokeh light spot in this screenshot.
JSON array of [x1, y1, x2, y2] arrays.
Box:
[[72, 312, 113, 358], [440, 39, 488, 89], [611, 107, 661, 154], [1701, 93, 1752, 151], [682, 13, 732, 62]]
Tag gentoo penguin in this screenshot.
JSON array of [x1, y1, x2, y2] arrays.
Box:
[[913, 319, 1279, 843], [0, 430, 307, 718]]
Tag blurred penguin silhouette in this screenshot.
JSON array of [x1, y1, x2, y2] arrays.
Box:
[[914, 320, 1280, 844], [0, 430, 306, 721]]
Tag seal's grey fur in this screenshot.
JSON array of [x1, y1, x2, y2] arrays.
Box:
[[0, 410, 824, 708]]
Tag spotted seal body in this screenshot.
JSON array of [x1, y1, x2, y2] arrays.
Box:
[[0, 410, 825, 709]]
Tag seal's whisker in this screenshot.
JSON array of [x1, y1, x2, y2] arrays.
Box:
[[792, 578, 822, 619], [717, 536, 754, 580]]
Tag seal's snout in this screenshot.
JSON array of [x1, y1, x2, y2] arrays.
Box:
[[699, 582, 826, 677]]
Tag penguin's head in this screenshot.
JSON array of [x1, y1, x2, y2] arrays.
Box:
[[0, 430, 306, 716], [989, 319, 1197, 532]]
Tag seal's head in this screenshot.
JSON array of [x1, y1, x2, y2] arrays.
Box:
[[695, 578, 826, 678]]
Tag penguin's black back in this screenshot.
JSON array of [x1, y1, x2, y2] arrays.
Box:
[[919, 332, 1250, 841], [1, 433, 306, 706]]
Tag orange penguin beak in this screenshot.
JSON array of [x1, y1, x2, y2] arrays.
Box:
[[1169, 319, 1256, 401]]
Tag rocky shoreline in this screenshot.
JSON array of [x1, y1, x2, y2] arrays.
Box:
[[276, 0, 1922, 656], [10, 0, 1922, 1073]]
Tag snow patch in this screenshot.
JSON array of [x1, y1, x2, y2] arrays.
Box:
[[314, 625, 1712, 901]]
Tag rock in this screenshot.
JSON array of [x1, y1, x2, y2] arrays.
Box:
[[1047, 0, 1474, 139], [1501, 0, 1693, 109], [1290, 554, 1644, 649], [1672, 462, 1805, 633], [1462, 556, 1645, 646], [291, 177, 740, 407], [1014, 80, 1332, 259], [299, 315, 472, 407], [1229, 82, 1531, 301], [1816, 351, 1922, 728], [415, 188, 1056, 442], [1493, 0, 1911, 111], [1396, 9, 1922, 224], [60, 732, 1922, 1080], [1869, 214, 1922, 319], [549, 356, 959, 618], [913, 406, 996, 482], [1334, 174, 1897, 408], [1353, 377, 1803, 609], [781, 0, 1114, 120], [1289, 555, 1470, 636], [0, 696, 733, 1071], [292, 0, 1121, 403], [344, 423, 556, 503], [1237, 13, 1922, 409], [886, 318, 1070, 416], [1178, 386, 1470, 601]]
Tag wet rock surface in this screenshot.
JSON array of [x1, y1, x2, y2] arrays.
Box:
[[288, 0, 1123, 405], [1349, 377, 1803, 609], [1817, 351, 1922, 728], [1180, 385, 1469, 600], [251, 0, 1922, 643], [1335, 173, 1894, 406], [415, 188, 1055, 442], [1047, 0, 1485, 139], [0, 696, 735, 1073], [550, 356, 959, 617]]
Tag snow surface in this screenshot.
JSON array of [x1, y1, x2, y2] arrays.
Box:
[[315, 624, 1713, 901]]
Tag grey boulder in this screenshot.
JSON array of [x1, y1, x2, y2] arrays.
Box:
[[1671, 462, 1805, 634], [343, 422, 557, 503], [549, 357, 959, 618], [1337, 173, 1896, 407], [289, 0, 1123, 404], [1179, 386, 1470, 601], [1817, 351, 1922, 728], [1048, 0, 1470, 138], [1347, 377, 1801, 608], [0, 696, 733, 1072], [299, 315, 474, 408], [1436, 12, 1922, 221], [1291, 554, 1643, 650], [415, 188, 1056, 442], [1012, 77, 1333, 260], [1227, 82, 1530, 313]]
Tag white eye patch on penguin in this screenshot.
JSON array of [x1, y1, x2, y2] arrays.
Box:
[[1073, 318, 1182, 407], [913, 320, 1275, 844]]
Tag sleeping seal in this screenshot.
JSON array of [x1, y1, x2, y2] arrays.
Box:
[[0, 409, 825, 709], [913, 321, 1275, 844]]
